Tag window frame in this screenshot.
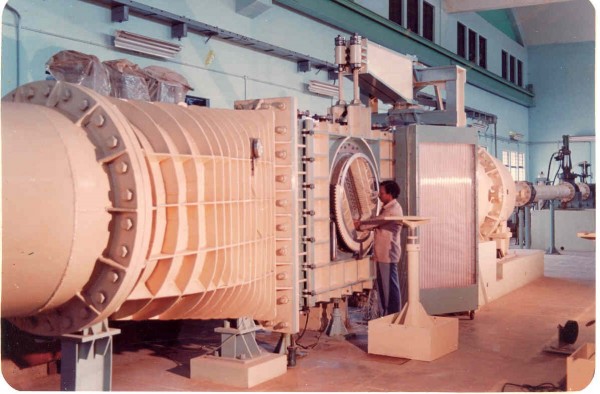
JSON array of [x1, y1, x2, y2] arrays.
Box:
[[457, 22, 487, 69], [389, 0, 436, 42], [502, 150, 526, 181]]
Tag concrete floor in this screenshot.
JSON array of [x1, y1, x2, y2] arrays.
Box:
[[1, 250, 596, 392]]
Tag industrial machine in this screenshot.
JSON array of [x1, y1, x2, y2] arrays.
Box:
[[2, 33, 523, 388]]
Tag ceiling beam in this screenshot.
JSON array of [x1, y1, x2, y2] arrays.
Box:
[[443, 0, 574, 13]]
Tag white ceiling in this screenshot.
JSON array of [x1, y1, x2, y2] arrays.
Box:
[[444, 0, 596, 46]]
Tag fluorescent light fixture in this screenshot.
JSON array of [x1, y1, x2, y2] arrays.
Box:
[[114, 30, 181, 58], [307, 80, 339, 98], [569, 135, 595, 142]]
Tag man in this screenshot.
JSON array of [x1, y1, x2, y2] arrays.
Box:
[[353, 180, 403, 316]]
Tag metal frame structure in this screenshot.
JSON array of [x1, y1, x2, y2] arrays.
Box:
[[86, 0, 336, 76]]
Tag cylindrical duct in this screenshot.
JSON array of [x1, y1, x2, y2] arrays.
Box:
[[514, 181, 576, 207], [2, 81, 282, 336]]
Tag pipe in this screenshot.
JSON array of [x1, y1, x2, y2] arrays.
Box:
[[514, 181, 575, 207], [5, 3, 21, 87]]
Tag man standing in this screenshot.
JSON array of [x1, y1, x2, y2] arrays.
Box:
[[353, 180, 403, 316]]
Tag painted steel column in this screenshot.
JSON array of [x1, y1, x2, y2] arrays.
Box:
[[518, 208, 525, 249], [524, 205, 532, 249], [546, 202, 560, 255]]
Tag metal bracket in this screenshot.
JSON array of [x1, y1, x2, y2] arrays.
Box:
[[60, 320, 121, 391], [172, 22, 188, 40], [215, 317, 263, 360], [111, 5, 129, 23], [297, 60, 311, 72]]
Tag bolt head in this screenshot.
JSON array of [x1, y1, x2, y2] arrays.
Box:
[[120, 245, 129, 258], [94, 114, 106, 127], [117, 161, 129, 174], [79, 99, 90, 111], [110, 271, 120, 283], [96, 292, 106, 304], [121, 218, 134, 231], [107, 136, 119, 149], [122, 189, 134, 201]]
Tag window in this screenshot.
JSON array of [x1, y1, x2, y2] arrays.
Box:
[[389, 0, 402, 25], [422, 1, 434, 41], [457, 23, 466, 58], [509, 55, 516, 83], [407, 0, 419, 33], [457, 23, 487, 69], [502, 50, 523, 86], [468, 29, 477, 63], [389, 0, 435, 42], [478, 36, 487, 68], [502, 150, 526, 181]]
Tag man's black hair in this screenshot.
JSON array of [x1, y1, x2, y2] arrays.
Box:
[[380, 180, 400, 199]]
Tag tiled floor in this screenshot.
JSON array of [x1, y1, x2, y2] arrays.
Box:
[[2, 250, 596, 392]]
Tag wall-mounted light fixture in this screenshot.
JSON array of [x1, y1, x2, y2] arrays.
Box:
[[114, 30, 182, 58], [307, 80, 338, 98], [569, 135, 595, 143], [509, 131, 524, 141]]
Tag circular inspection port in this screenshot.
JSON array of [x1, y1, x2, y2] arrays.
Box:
[[330, 138, 380, 254]]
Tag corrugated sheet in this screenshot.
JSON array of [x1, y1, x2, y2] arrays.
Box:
[[418, 143, 476, 289]]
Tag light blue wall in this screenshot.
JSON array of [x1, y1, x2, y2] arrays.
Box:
[[3, 0, 593, 185], [528, 41, 595, 182], [440, 7, 527, 81], [1, 0, 346, 112]]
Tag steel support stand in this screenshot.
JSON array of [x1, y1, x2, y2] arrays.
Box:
[[190, 317, 287, 388], [216, 317, 262, 359], [60, 320, 120, 391], [326, 299, 349, 338], [274, 332, 291, 354], [546, 201, 560, 254], [368, 217, 458, 361]]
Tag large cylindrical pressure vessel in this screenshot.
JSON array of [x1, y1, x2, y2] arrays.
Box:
[[2, 81, 292, 336]]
